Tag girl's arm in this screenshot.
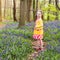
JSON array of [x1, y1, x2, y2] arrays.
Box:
[[34, 26, 43, 30], [34, 20, 43, 30]]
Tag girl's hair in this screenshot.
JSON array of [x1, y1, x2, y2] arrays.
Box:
[[34, 10, 43, 22]]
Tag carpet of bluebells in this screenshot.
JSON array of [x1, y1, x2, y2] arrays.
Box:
[[0, 20, 60, 60]]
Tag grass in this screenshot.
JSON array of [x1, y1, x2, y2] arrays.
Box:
[[0, 22, 34, 60], [0, 21, 60, 60], [36, 21, 60, 60], [0, 29, 34, 60]]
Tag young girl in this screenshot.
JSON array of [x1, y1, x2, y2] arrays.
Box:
[[32, 10, 44, 51], [28, 10, 46, 59]]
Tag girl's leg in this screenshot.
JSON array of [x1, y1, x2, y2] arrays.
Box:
[[32, 40, 41, 50], [40, 39, 44, 50], [32, 39, 41, 51]]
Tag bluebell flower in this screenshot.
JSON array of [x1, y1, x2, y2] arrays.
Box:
[[53, 32, 57, 34], [24, 36, 28, 39], [54, 46, 60, 53], [17, 42, 22, 46], [14, 34, 18, 36], [3, 36, 7, 39], [2, 50, 6, 54], [57, 26, 60, 29], [24, 42, 28, 44], [19, 34, 24, 37], [47, 40, 51, 42], [58, 39, 60, 42], [0, 53, 2, 57], [46, 44, 53, 50]]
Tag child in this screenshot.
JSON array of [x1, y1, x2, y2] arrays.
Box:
[[32, 10, 44, 51]]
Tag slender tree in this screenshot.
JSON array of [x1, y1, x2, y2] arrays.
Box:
[[55, 0, 60, 20], [36, 0, 38, 11], [33, 0, 38, 21], [18, 0, 25, 27], [4, 0, 6, 18], [47, 0, 51, 20], [27, 0, 32, 22], [18, 0, 32, 27], [13, 0, 17, 21], [10, 0, 12, 20], [33, 0, 36, 21], [55, 0, 60, 10], [24, 0, 28, 23], [0, 0, 2, 21]]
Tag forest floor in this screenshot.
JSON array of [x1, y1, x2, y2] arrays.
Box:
[[0, 20, 60, 60], [0, 23, 5, 29], [0, 20, 60, 29]]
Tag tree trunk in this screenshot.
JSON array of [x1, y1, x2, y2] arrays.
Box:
[[47, 0, 51, 20], [13, 0, 17, 21], [24, 0, 28, 23], [33, 0, 36, 21], [0, 0, 2, 22], [27, 0, 32, 22], [18, 0, 32, 27], [4, 0, 6, 18], [33, 0, 38, 21], [18, 0, 25, 27], [55, 0, 60, 10], [36, 0, 38, 11], [55, 0, 59, 20]]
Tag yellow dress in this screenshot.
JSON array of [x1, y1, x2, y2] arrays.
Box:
[[33, 19, 43, 35]]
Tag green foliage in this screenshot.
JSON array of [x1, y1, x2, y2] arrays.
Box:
[[5, 16, 12, 20], [42, 4, 57, 12], [42, 4, 57, 20], [5, 8, 13, 20], [0, 21, 60, 60], [36, 50, 60, 60], [48, 13, 56, 21], [0, 28, 34, 60], [36, 21, 60, 60]]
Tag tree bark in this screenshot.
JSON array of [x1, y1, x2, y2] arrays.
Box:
[[18, 0, 25, 27], [27, 0, 32, 22], [4, 0, 6, 18], [13, 0, 17, 21], [18, 0, 32, 27], [33, 0, 38, 22], [55, 0, 60, 20], [36, 0, 38, 11], [0, 0, 2, 22], [47, 0, 51, 20], [55, 0, 60, 10], [33, 0, 36, 21]]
